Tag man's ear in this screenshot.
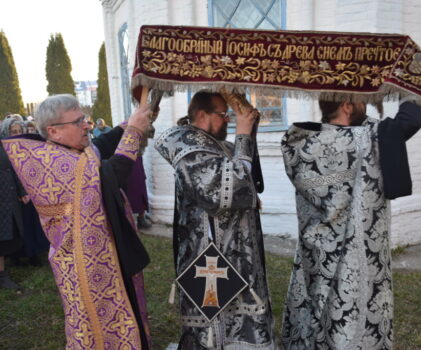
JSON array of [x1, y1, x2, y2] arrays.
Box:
[[46, 126, 59, 141], [196, 110, 206, 121], [194, 110, 207, 125], [341, 101, 353, 115], [193, 110, 210, 130]]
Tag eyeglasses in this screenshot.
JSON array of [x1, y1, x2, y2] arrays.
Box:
[[50, 115, 88, 127], [211, 111, 230, 121]]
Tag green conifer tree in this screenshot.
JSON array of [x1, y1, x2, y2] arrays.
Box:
[[92, 43, 112, 126], [0, 30, 25, 117], [45, 33, 75, 96]]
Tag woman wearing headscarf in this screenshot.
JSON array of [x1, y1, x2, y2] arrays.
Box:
[[1, 118, 49, 270], [0, 118, 26, 289]]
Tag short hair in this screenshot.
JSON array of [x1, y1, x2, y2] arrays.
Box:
[[318, 100, 343, 123], [177, 90, 225, 126], [34, 94, 80, 138], [25, 120, 37, 129], [96, 118, 105, 126]]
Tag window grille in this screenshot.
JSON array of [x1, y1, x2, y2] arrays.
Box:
[[208, 0, 288, 131]]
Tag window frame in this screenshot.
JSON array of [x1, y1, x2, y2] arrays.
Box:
[[207, 0, 288, 132], [118, 22, 132, 119]]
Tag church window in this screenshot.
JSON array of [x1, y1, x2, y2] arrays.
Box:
[[209, 0, 288, 130]]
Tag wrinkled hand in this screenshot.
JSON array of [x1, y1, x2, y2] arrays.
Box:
[[128, 104, 152, 136], [232, 101, 259, 135]]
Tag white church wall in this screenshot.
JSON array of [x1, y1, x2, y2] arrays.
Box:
[[403, 0, 421, 197], [390, 0, 421, 246]]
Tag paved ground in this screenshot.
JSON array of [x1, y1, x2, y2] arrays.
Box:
[[142, 223, 421, 271], [392, 244, 421, 270]]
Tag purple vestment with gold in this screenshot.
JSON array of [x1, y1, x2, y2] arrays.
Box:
[[2, 126, 150, 350]]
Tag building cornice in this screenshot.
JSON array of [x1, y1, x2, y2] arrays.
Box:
[[99, 0, 125, 11]]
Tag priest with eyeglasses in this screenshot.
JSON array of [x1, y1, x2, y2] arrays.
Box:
[[2, 94, 152, 350]]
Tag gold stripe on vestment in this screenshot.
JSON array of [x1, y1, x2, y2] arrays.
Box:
[[73, 152, 104, 350], [36, 203, 73, 216], [107, 225, 144, 349]]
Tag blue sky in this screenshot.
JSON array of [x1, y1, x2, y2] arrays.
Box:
[[0, 0, 104, 103]]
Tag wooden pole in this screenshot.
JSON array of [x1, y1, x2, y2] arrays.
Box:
[[140, 86, 149, 105]]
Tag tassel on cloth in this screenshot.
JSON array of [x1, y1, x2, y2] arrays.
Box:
[[250, 287, 263, 305], [207, 325, 214, 348], [168, 282, 176, 304]]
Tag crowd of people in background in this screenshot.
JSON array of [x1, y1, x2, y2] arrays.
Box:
[[0, 113, 49, 290], [0, 111, 152, 291]]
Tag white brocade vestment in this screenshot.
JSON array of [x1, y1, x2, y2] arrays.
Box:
[[281, 118, 393, 350], [155, 125, 276, 350]]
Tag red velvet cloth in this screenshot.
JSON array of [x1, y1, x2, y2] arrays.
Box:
[[132, 25, 421, 102]]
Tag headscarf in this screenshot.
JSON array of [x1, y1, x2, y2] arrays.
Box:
[[0, 118, 25, 139]]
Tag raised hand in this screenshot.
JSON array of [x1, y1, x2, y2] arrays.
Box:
[[128, 104, 152, 136], [232, 101, 260, 135]]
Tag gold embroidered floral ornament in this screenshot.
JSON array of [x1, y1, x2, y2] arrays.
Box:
[[131, 25, 421, 104]]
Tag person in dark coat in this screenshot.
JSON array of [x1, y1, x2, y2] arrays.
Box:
[[93, 118, 112, 137], [0, 138, 25, 289], [1, 118, 49, 267]]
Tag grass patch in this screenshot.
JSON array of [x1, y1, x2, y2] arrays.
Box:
[[0, 261, 65, 349], [393, 270, 421, 349], [0, 235, 420, 349], [392, 244, 408, 256]]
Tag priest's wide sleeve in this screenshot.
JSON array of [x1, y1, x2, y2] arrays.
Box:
[[378, 101, 421, 199], [175, 134, 257, 216], [105, 126, 142, 190]]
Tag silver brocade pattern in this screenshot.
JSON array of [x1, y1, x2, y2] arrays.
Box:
[[280, 118, 393, 350], [155, 125, 276, 349]]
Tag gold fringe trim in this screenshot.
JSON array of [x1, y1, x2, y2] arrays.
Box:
[[132, 74, 421, 106]]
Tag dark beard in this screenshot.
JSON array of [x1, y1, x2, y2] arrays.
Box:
[[349, 111, 367, 126], [213, 127, 227, 141]]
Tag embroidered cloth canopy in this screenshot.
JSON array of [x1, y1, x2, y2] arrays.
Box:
[[132, 25, 421, 103]]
